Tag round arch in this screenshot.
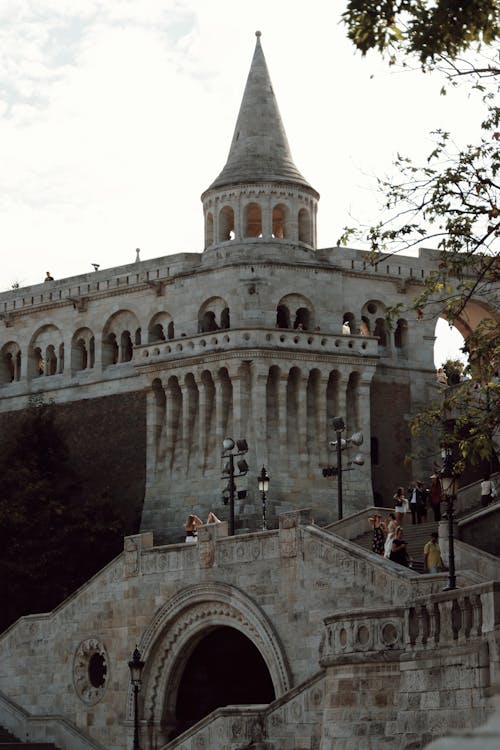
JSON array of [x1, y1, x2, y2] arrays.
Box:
[[439, 298, 498, 340], [131, 582, 291, 744]]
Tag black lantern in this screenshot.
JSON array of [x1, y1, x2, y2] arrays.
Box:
[[258, 466, 270, 530], [128, 647, 145, 750], [440, 446, 458, 591]]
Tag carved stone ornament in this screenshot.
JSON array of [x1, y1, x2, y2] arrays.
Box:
[[73, 638, 109, 705]]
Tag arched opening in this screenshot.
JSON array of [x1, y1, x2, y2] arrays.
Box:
[[343, 312, 355, 335], [46, 345, 57, 376], [219, 206, 235, 242], [276, 304, 290, 329], [149, 323, 165, 343], [298, 208, 311, 244], [174, 627, 275, 736], [434, 318, 468, 371], [200, 311, 218, 333], [272, 204, 287, 238], [394, 319, 408, 350], [293, 307, 310, 330], [121, 331, 133, 362], [0, 344, 21, 384], [220, 307, 230, 330], [360, 316, 370, 336], [206, 212, 214, 248], [135, 328, 142, 346], [374, 318, 387, 348], [245, 202, 262, 238]]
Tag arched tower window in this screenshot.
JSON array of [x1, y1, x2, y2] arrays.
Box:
[[272, 204, 288, 238], [245, 203, 262, 238], [298, 208, 311, 245], [206, 212, 214, 248], [219, 206, 235, 242], [135, 328, 142, 346]]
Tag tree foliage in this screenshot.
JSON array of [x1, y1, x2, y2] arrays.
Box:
[[0, 397, 125, 632], [343, 0, 500, 64], [341, 1, 500, 470]]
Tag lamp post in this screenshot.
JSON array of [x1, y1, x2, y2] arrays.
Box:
[[325, 417, 364, 521], [128, 647, 145, 750], [258, 466, 270, 530], [440, 446, 458, 591], [221, 438, 249, 536]]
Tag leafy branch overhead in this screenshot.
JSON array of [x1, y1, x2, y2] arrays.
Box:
[[342, 0, 500, 65], [341, 0, 500, 468]]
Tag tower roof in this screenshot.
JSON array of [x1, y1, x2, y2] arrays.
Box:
[[207, 32, 316, 194]]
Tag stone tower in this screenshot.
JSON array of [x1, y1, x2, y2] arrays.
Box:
[[201, 31, 319, 251], [0, 32, 444, 544]]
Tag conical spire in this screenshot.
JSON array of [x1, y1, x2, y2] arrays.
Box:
[[208, 31, 315, 192]]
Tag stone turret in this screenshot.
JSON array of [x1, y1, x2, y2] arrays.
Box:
[[201, 31, 319, 251]]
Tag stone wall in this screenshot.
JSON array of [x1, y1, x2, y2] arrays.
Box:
[[0, 513, 496, 750]]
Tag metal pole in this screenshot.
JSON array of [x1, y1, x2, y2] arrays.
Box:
[[229, 453, 235, 536], [445, 494, 457, 590], [336, 428, 343, 520], [132, 683, 140, 750], [262, 489, 267, 530]]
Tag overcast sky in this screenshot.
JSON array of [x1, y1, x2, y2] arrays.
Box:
[[1, 0, 481, 363]]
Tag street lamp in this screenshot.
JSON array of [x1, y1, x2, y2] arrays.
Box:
[[258, 466, 270, 530], [221, 438, 249, 536], [325, 417, 364, 521], [440, 445, 458, 591], [128, 647, 145, 750]]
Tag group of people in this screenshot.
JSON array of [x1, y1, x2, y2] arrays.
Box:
[[368, 512, 444, 573], [184, 511, 221, 542], [368, 513, 413, 567], [393, 475, 445, 524]]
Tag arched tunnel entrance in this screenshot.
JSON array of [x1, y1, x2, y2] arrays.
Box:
[[174, 626, 276, 735]]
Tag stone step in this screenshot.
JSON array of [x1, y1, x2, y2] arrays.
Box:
[[355, 520, 442, 573]]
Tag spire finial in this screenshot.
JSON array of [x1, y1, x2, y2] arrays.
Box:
[[255, 30, 261, 41]]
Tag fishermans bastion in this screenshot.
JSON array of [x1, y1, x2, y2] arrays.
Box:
[[0, 32, 498, 750]]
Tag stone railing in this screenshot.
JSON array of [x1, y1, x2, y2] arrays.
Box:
[[161, 671, 325, 750], [0, 690, 108, 750], [135, 327, 379, 367], [323, 506, 382, 541], [319, 581, 500, 665]]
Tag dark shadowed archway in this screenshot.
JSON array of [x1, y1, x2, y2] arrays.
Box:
[[175, 626, 275, 735]]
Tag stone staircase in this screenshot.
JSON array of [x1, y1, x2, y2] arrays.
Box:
[[0, 726, 57, 749], [354, 520, 441, 573]]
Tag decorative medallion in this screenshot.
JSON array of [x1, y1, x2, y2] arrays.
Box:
[[73, 638, 109, 704]]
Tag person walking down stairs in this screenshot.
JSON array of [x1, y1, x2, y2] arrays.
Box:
[[424, 532, 444, 574]]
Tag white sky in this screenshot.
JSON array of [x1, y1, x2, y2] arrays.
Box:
[[1, 0, 481, 364]]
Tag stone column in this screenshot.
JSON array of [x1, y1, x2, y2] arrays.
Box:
[[317, 372, 330, 466], [250, 363, 269, 470], [297, 371, 308, 469], [277, 370, 289, 462]]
